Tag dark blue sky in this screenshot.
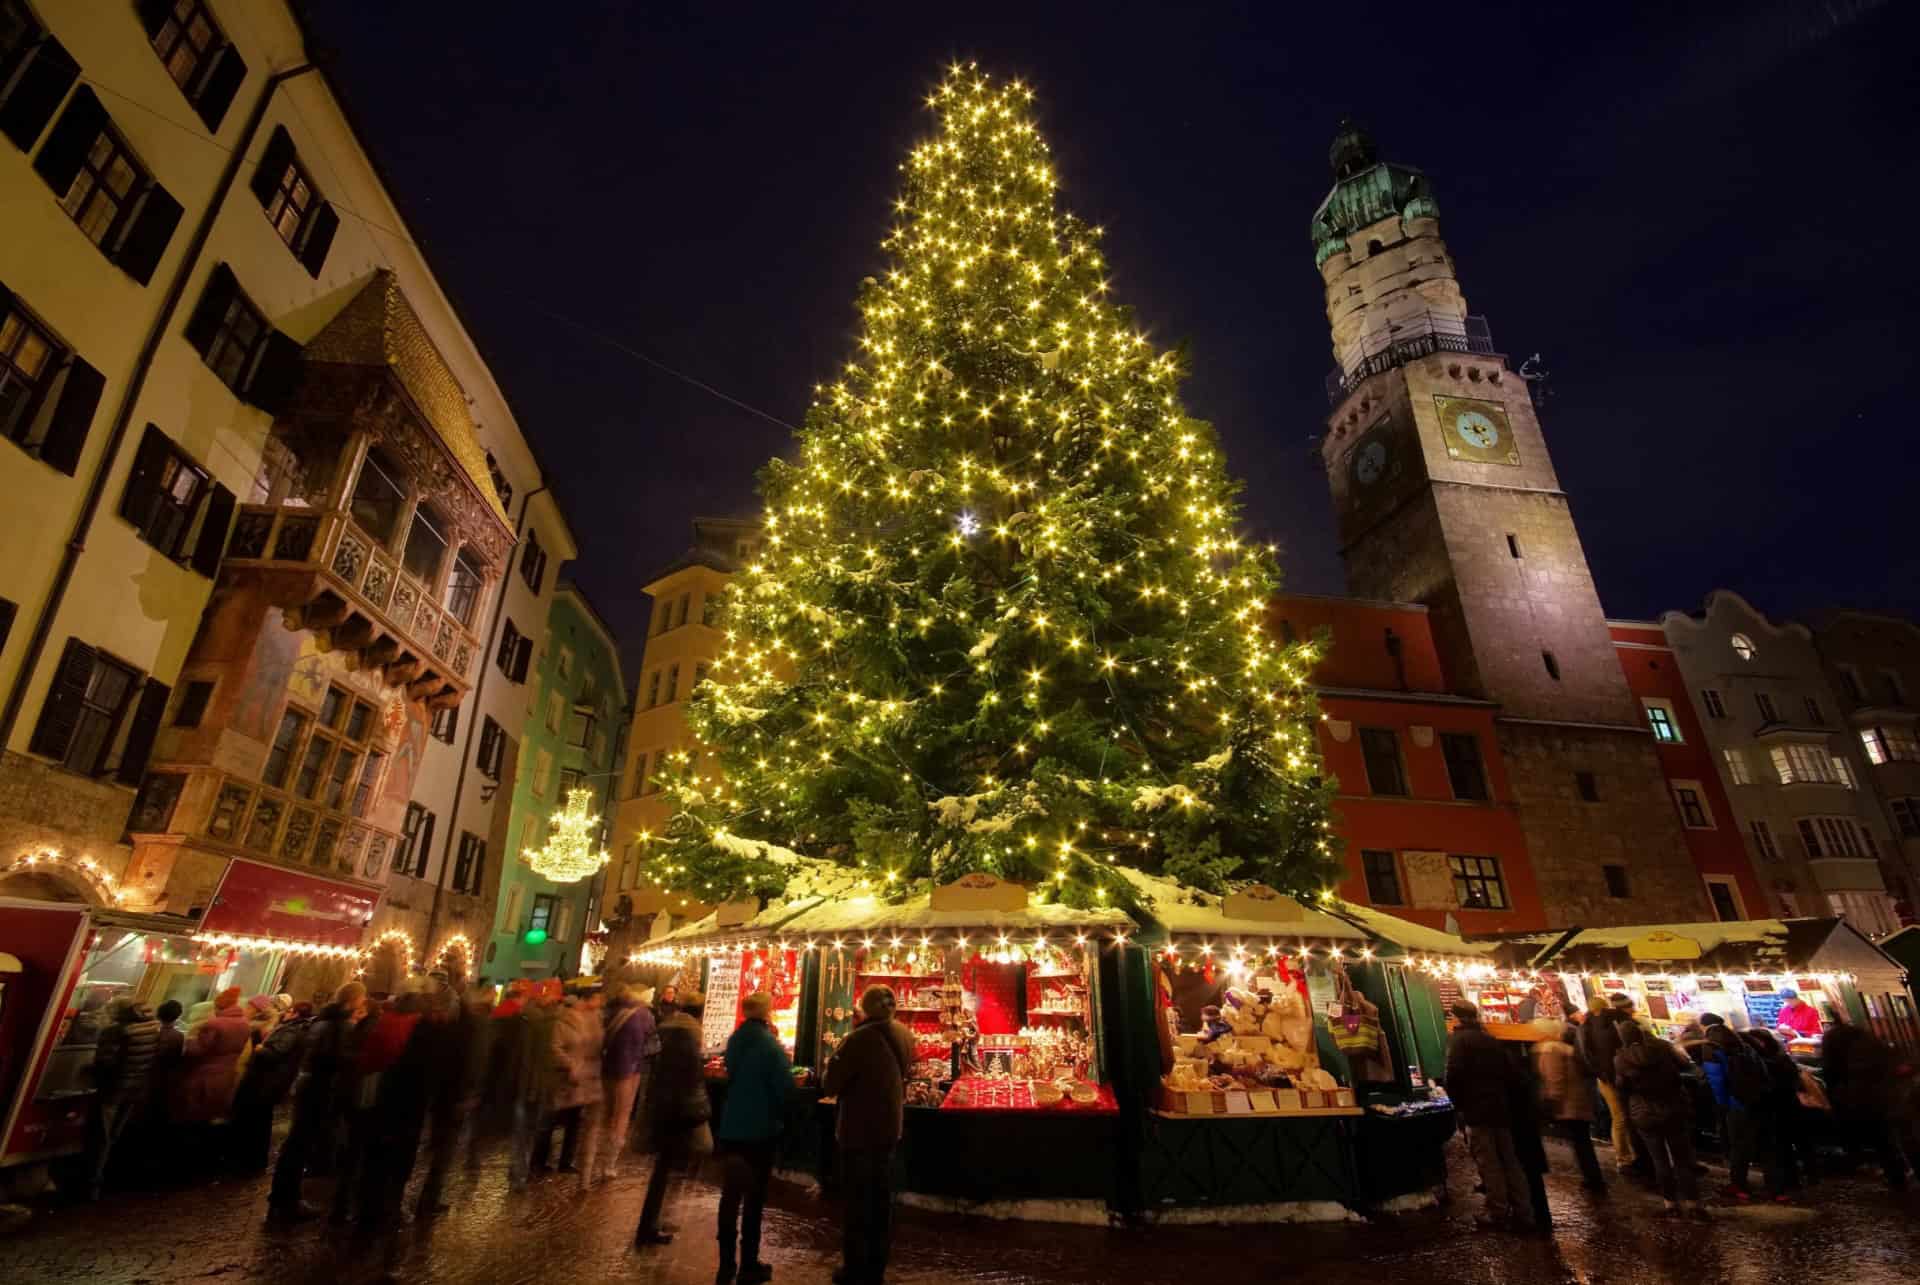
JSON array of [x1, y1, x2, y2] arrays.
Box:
[[313, 0, 1916, 678]]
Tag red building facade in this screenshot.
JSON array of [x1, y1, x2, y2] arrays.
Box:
[[1609, 622, 1770, 919], [1276, 594, 1545, 933]]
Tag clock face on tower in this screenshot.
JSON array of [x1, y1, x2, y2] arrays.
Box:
[[1434, 394, 1520, 466]]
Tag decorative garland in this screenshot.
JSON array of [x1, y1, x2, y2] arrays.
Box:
[[0, 849, 129, 905]]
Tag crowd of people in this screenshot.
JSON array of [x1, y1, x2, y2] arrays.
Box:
[[1445, 991, 1918, 1230], [77, 971, 920, 1285]]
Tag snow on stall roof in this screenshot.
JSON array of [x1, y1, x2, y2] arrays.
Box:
[[1550, 919, 1790, 955], [1112, 867, 1366, 942], [1328, 900, 1494, 957]]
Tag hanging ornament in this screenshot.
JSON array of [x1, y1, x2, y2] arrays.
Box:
[[527, 787, 611, 884]]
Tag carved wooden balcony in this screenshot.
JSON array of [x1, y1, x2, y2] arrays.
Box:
[[223, 504, 478, 708], [128, 766, 402, 887]]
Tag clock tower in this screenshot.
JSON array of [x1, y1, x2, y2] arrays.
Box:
[[1310, 120, 1707, 925]]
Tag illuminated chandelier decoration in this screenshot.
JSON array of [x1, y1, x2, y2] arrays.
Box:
[[528, 787, 610, 884]]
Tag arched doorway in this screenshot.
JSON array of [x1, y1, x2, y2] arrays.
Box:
[[0, 869, 96, 904], [362, 930, 414, 998], [432, 934, 472, 988]]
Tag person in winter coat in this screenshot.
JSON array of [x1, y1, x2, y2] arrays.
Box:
[[1823, 1015, 1909, 1189], [351, 979, 440, 1268], [415, 983, 482, 1218], [548, 991, 607, 1187], [635, 998, 709, 1249], [268, 980, 366, 1224], [598, 983, 656, 1182], [1532, 1017, 1604, 1191], [716, 993, 793, 1285], [85, 998, 160, 1199], [1577, 995, 1635, 1171], [824, 985, 916, 1282], [230, 1001, 312, 1173], [174, 988, 249, 1128], [326, 997, 394, 1225], [509, 981, 562, 1187], [1702, 1018, 1777, 1200], [1445, 1002, 1531, 1229], [1746, 1027, 1813, 1194], [1613, 1022, 1704, 1218]]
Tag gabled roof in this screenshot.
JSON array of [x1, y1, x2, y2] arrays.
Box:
[[304, 270, 510, 527]]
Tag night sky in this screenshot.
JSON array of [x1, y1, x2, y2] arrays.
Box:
[[310, 0, 1916, 681]]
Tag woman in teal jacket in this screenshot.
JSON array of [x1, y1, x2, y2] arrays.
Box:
[[715, 993, 792, 1284]]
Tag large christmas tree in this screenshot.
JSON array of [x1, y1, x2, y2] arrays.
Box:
[[643, 64, 1338, 912]]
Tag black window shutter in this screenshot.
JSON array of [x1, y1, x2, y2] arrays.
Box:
[[512, 637, 532, 682], [192, 45, 246, 132], [243, 330, 302, 414], [118, 423, 171, 530], [39, 354, 105, 476], [0, 35, 80, 153], [251, 125, 293, 208], [415, 811, 436, 877], [32, 86, 108, 197], [190, 482, 236, 577], [299, 203, 338, 277], [115, 678, 171, 786], [28, 638, 96, 760], [113, 182, 183, 286], [184, 264, 239, 357], [0, 598, 14, 657], [135, 0, 173, 36]]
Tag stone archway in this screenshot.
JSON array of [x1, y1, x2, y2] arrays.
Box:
[[0, 867, 103, 905]]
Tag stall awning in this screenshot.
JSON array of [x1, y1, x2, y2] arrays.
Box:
[[199, 858, 381, 950], [1115, 866, 1365, 944], [1528, 917, 1902, 978]]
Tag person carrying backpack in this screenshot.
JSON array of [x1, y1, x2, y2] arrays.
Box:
[[1702, 1017, 1776, 1200]]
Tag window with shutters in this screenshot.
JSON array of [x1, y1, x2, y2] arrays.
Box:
[[58, 120, 144, 250], [262, 706, 308, 788], [0, 596, 15, 658], [1439, 732, 1489, 801], [28, 640, 139, 777], [397, 802, 433, 877], [199, 282, 267, 394], [498, 619, 527, 681], [150, 1, 218, 89], [477, 715, 505, 779], [1358, 727, 1408, 797], [119, 426, 208, 560], [429, 704, 457, 744], [248, 126, 336, 274], [453, 831, 485, 895], [0, 299, 56, 445], [520, 530, 547, 593], [0, 1, 36, 71], [0, 284, 99, 477]]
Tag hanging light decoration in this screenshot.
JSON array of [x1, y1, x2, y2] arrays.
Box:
[[528, 787, 611, 884]]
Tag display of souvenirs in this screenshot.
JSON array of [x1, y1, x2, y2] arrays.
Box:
[[1156, 957, 1359, 1116]]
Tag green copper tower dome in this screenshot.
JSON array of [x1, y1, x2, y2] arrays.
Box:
[[1310, 119, 1440, 267]]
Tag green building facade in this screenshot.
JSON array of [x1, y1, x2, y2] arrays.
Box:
[[487, 582, 627, 980]]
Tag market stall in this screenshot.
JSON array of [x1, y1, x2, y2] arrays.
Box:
[[0, 859, 377, 1172], [636, 857, 1133, 1207], [1523, 918, 1919, 1058]]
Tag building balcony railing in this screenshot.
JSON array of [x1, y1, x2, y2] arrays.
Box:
[[223, 505, 478, 706], [130, 766, 400, 886], [1325, 312, 1496, 405]]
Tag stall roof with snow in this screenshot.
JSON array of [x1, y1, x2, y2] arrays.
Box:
[[1528, 917, 1902, 979]]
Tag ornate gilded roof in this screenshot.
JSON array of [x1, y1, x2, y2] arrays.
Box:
[[304, 270, 511, 529]]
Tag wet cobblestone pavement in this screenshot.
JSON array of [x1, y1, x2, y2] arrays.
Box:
[[3, 1136, 1918, 1285]]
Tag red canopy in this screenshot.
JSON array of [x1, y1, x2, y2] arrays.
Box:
[[199, 859, 380, 949]]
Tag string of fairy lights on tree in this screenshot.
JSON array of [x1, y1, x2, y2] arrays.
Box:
[[637, 64, 1340, 911]]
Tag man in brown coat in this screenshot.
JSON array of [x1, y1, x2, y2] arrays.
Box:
[[824, 985, 914, 1285]]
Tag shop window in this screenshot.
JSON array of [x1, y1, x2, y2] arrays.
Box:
[[349, 450, 408, 545], [444, 548, 483, 627], [1602, 865, 1630, 899], [1440, 731, 1489, 801], [1574, 770, 1600, 802], [1701, 688, 1726, 719], [1643, 699, 1681, 744], [172, 679, 213, 728], [429, 705, 457, 744], [1449, 855, 1508, 910], [1672, 783, 1713, 829], [1361, 850, 1402, 905], [33, 89, 182, 284], [1358, 727, 1407, 796], [401, 501, 448, 586]]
